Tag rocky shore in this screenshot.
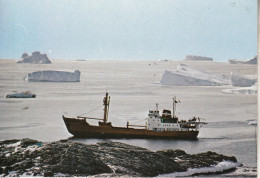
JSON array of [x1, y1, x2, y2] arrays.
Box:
[[0, 138, 239, 177]]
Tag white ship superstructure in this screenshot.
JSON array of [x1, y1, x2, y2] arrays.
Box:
[[147, 97, 206, 132]]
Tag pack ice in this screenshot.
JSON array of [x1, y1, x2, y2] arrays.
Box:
[[25, 70, 80, 82], [160, 64, 230, 86], [228, 56, 257, 64], [17, 51, 51, 64]]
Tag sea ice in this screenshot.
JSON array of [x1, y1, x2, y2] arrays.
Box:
[[231, 72, 257, 87], [17, 51, 51, 64], [228, 56, 257, 64], [185, 55, 213, 61], [25, 70, 81, 82], [160, 64, 230, 86]]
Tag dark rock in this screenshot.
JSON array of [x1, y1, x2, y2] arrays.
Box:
[[20, 138, 39, 147], [0, 138, 240, 177], [44, 171, 54, 177], [157, 149, 187, 157]]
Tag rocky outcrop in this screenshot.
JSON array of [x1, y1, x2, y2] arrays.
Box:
[[157, 149, 237, 170], [185, 55, 213, 61], [24, 70, 80, 82], [0, 139, 240, 177], [229, 56, 257, 64], [17, 51, 51, 64]]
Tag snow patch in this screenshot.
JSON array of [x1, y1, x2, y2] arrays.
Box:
[[160, 64, 230, 86], [159, 161, 242, 177]]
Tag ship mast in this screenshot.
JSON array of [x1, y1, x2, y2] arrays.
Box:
[[103, 92, 110, 123], [172, 96, 179, 118]]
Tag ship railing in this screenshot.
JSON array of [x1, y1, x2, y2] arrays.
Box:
[[77, 116, 103, 120], [126, 121, 146, 129]]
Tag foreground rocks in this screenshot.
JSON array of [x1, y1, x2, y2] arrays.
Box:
[[0, 138, 239, 177]]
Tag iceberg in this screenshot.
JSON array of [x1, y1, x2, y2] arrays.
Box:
[[231, 72, 257, 87], [160, 64, 230, 86], [17, 51, 51, 64], [185, 55, 213, 61], [5, 91, 36, 98], [25, 70, 80, 82], [228, 56, 257, 64]]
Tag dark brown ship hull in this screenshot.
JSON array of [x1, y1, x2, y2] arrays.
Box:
[[63, 116, 199, 139]]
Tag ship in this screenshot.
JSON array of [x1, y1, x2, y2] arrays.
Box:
[[63, 92, 207, 139]]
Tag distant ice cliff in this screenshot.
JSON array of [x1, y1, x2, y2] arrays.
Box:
[[185, 55, 213, 61], [160, 64, 230, 86], [25, 70, 80, 82]]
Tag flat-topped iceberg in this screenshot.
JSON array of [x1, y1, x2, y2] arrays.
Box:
[[228, 56, 257, 64], [5, 91, 36, 98], [231, 72, 257, 87], [17, 51, 51, 64], [185, 55, 213, 61], [160, 64, 230, 86], [25, 70, 80, 82]]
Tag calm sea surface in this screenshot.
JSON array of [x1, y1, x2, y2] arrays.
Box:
[[0, 59, 257, 176]]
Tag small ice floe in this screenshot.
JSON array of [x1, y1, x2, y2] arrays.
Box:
[[160, 64, 230, 86], [248, 121, 257, 126], [25, 70, 80, 82], [5, 91, 36, 98], [222, 83, 257, 95], [158, 161, 242, 177]]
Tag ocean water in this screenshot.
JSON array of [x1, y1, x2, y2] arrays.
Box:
[[0, 59, 257, 176]]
